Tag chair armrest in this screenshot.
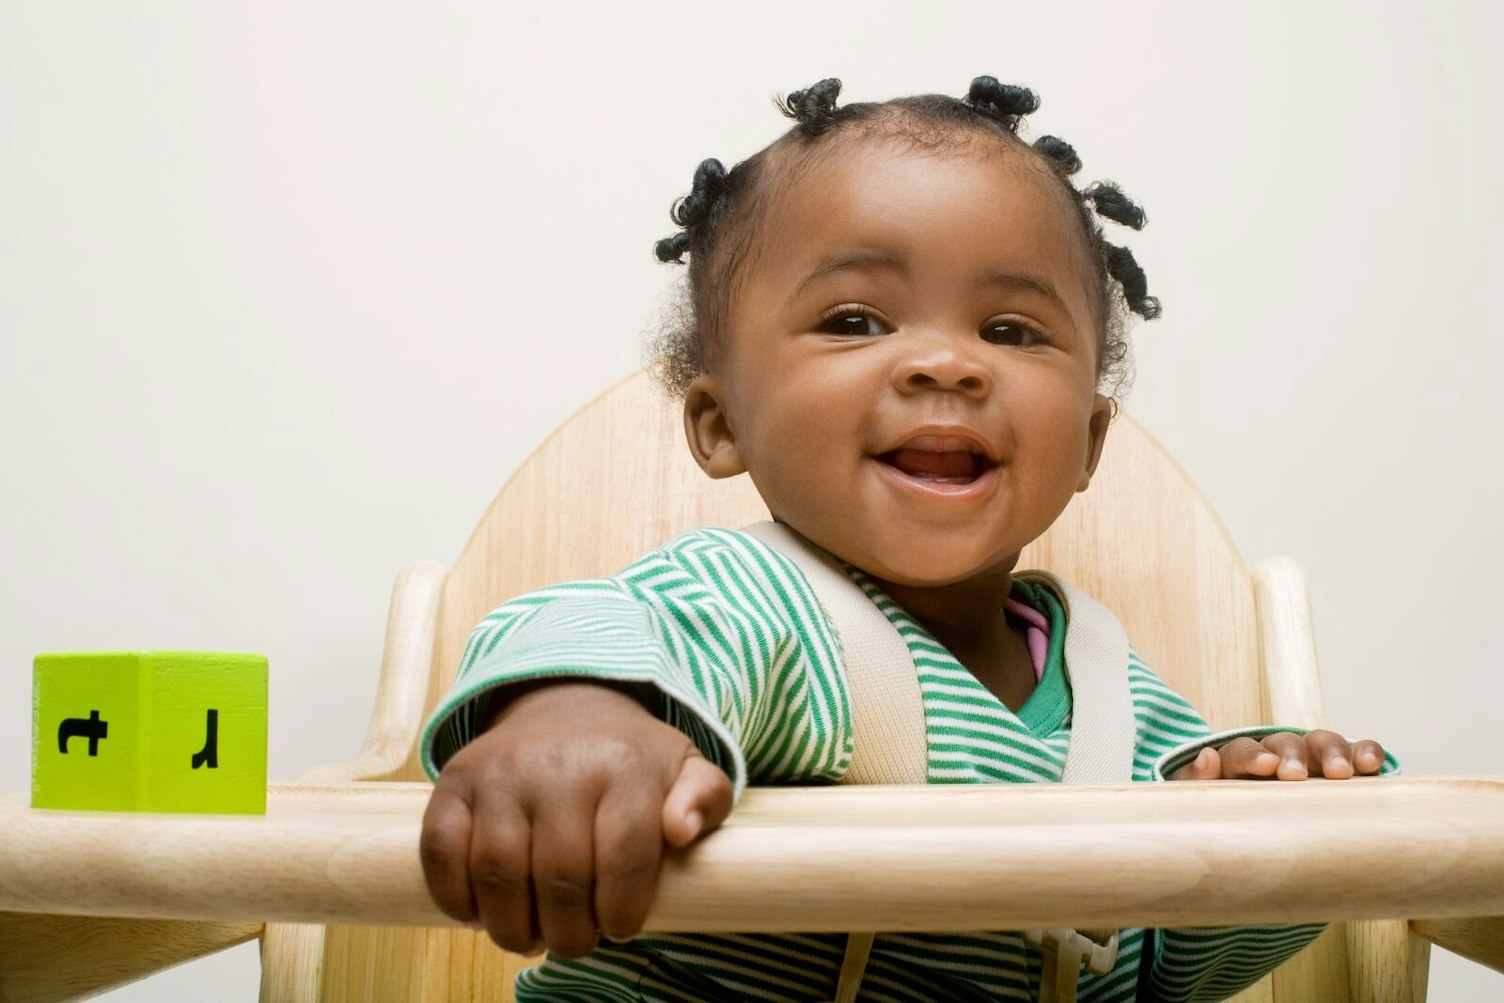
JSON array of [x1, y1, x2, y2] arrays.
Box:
[[1252, 556, 1328, 729], [299, 560, 446, 783], [1410, 915, 1504, 974]]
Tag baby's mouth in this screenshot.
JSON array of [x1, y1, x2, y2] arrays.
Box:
[[878, 448, 997, 484]]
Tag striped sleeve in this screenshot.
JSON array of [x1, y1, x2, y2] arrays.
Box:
[[1127, 651, 1215, 777], [418, 528, 853, 798]]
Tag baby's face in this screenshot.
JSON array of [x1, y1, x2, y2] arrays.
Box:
[[685, 138, 1111, 589]]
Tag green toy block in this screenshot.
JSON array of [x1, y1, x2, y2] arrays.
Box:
[[32, 651, 268, 814]]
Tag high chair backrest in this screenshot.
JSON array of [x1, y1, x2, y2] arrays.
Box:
[[293, 370, 1417, 1003], [393, 370, 1262, 782]]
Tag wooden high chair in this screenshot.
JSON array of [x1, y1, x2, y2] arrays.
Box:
[[2, 371, 1501, 1002]]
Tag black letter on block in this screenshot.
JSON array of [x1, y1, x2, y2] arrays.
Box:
[[191, 709, 219, 769], [58, 710, 109, 756]]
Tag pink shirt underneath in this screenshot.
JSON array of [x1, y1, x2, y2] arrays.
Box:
[[1003, 594, 1051, 683]]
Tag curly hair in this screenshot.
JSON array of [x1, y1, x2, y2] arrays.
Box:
[[647, 76, 1160, 403]]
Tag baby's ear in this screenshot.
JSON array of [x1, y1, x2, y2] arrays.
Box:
[[1076, 394, 1113, 492], [683, 376, 746, 479]]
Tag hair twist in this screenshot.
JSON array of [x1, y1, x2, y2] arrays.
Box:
[[656, 158, 730, 262], [1033, 135, 1082, 176], [777, 77, 842, 135], [965, 76, 1039, 131], [1082, 182, 1147, 230], [654, 231, 691, 264], [1104, 243, 1162, 319], [669, 158, 730, 229]]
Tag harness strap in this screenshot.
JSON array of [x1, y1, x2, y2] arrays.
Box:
[[740, 521, 927, 785], [1015, 571, 1135, 788], [742, 522, 1133, 1003]]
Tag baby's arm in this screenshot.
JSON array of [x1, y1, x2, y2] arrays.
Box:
[[421, 679, 732, 958], [416, 529, 851, 960]]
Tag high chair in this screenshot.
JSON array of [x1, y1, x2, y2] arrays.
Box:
[[2, 371, 1501, 1002]]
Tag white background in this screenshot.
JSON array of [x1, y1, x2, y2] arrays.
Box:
[[2, 1, 1499, 998]]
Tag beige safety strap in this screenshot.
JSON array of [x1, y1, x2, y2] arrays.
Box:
[[741, 523, 1131, 1003], [1015, 572, 1132, 973], [742, 521, 921, 1003], [740, 521, 928, 785], [832, 931, 876, 1003], [1015, 572, 1135, 788]]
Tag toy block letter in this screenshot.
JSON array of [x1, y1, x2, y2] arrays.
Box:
[[58, 710, 109, 756], [33, 652, 267, 814], [191, 709, 219, 769]]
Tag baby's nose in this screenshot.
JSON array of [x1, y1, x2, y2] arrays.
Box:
[[892, 346, 991, 396]]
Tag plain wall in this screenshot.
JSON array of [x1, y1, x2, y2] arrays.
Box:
[[2, 1, 1498, 997]]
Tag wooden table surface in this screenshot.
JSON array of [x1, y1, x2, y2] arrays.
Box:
[[4, 778, 1503, 932]]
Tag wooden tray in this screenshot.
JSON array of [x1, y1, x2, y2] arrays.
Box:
[[3, 778, 1502, 931]]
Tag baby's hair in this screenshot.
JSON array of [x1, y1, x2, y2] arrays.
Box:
[[649, 75, 1161, 401]]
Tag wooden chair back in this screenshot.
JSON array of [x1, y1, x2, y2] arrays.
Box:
[[401, 371, 1262, 781]]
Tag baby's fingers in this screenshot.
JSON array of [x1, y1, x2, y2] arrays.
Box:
[[1214, 736, 1283, 779], [470, 791, 542, 956], [1258, 731, 1324, 780], [531, 792, 602, 959], [1351, 739, 1386, 775], [594, 781, 664, 944], [1170, 746, 1224, 781], [420, 783, 478, 924], [661, 747, 734, 848], [1301, 729, 1359, 779]]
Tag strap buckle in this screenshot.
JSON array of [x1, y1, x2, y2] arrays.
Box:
[[1023, 928, 1120, 1003]]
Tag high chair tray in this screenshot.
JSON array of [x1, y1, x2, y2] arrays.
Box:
[[3, 778, 1501, 931]]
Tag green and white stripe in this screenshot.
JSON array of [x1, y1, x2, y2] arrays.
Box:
[[422, 527, 1392, 1002]]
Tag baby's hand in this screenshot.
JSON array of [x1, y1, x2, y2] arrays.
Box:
[[1169, 729, 1385, 781], [420, 681, 734, 958]]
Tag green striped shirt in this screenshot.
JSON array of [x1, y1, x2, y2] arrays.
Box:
[[422, 527, 1395, 1002]]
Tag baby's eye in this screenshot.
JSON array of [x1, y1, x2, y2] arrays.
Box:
[[981, 321, 1051, 347], [817, 307, 890, 337]]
